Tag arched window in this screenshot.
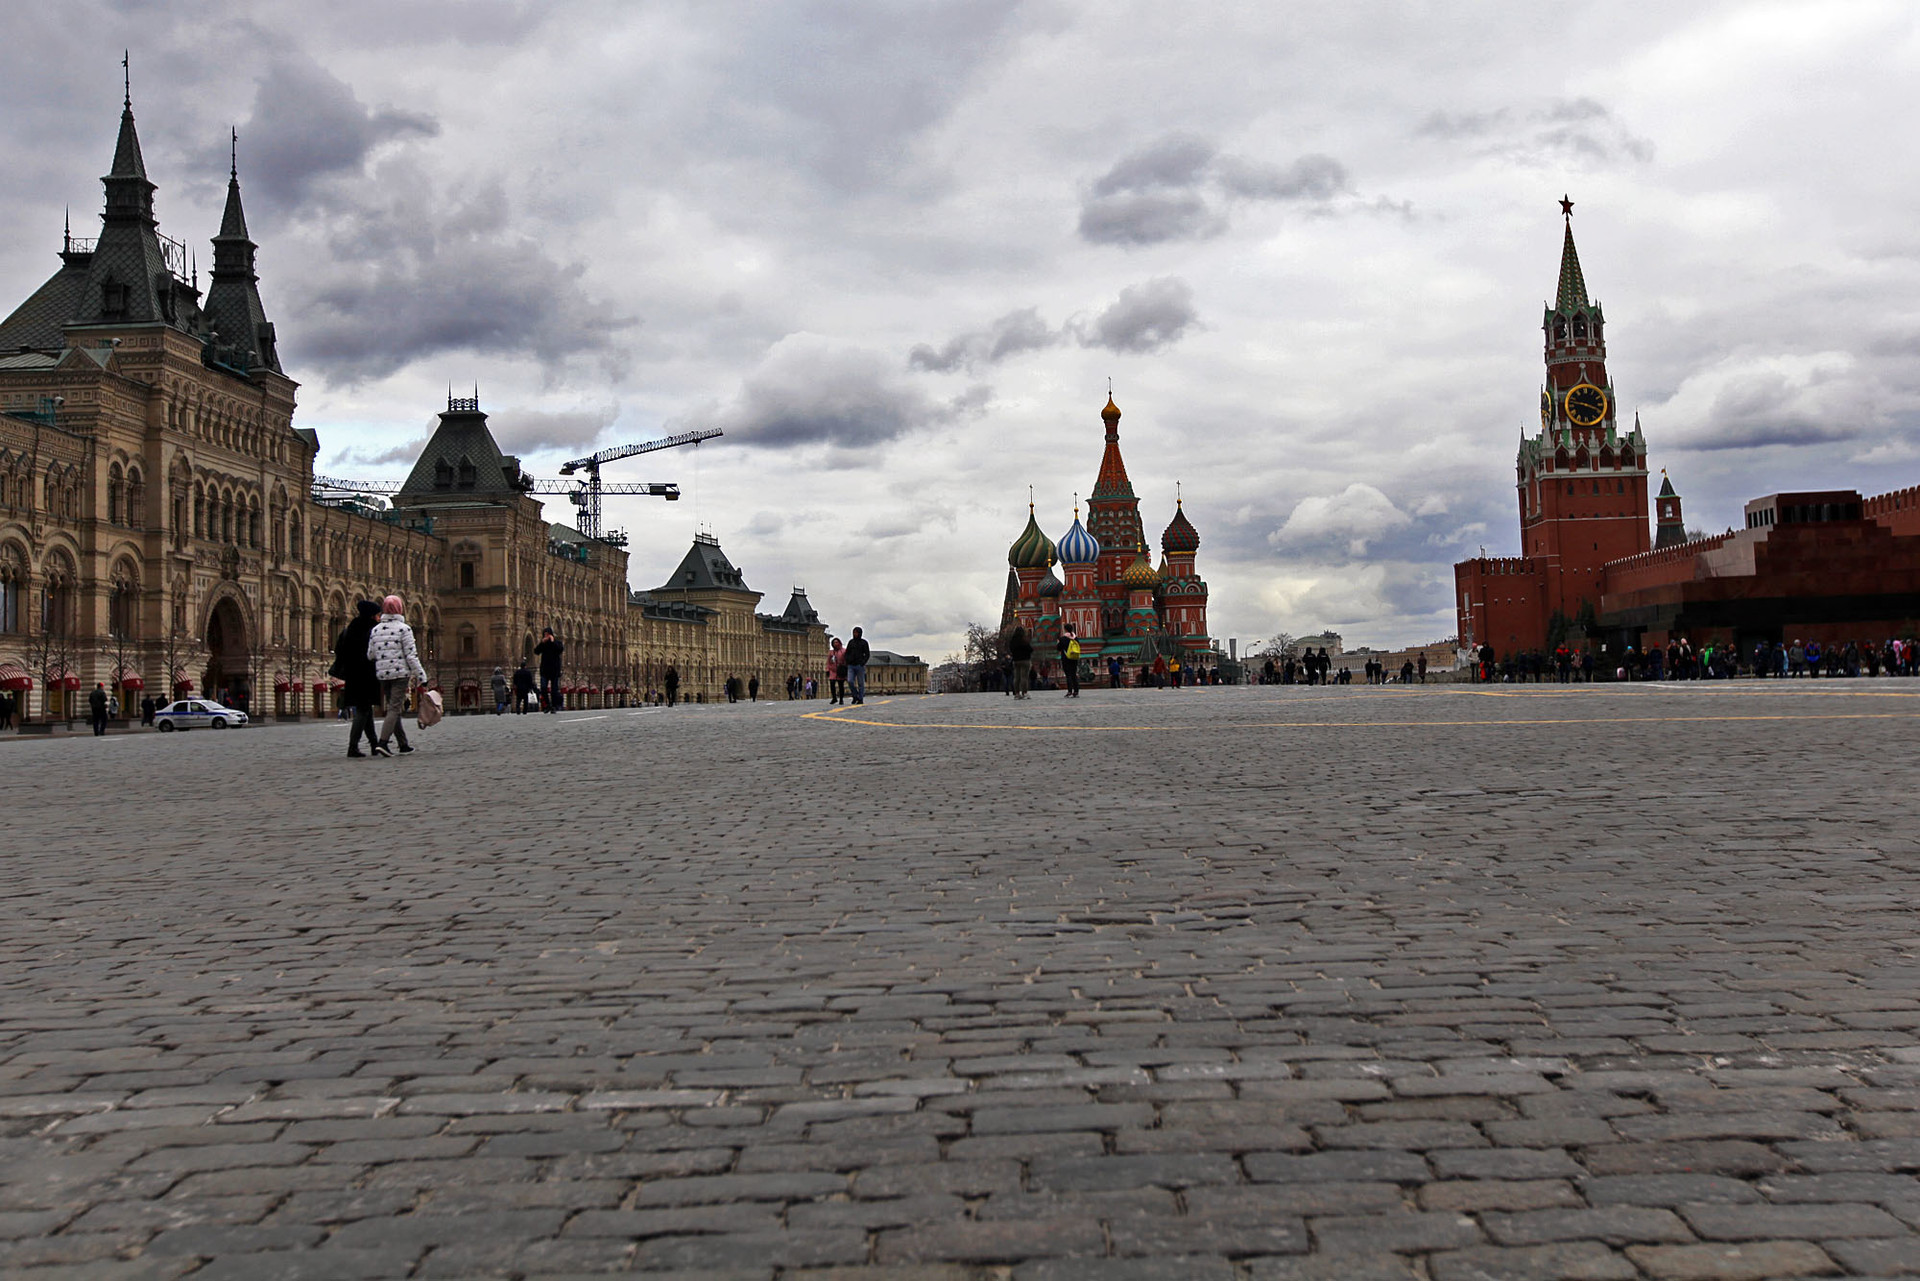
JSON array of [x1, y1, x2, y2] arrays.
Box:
[[193, 486, 206, 539], [434, 459, 453, 489], [1553, 317, 1568, 341], [109, 562, 138, 639], [41, 552, 74, 636], [108, 464, 124, 525], [0, 544, 23, 634], [288, 512, 303, 561], [247, 499, 261, 549], [1572, 315, 1588, 340], [457, 456, 477, 488], [127, 468, 144, 528]]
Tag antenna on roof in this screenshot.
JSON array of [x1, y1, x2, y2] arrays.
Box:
[[230, 126, 238, 179], [122, 51, 130, 110], [63, 207, 70, 253]]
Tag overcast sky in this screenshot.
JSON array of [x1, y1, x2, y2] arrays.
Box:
[[6, 2, 1919, 657]]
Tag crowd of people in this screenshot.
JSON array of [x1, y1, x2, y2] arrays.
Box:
[[1470, 637, 1920, 682]]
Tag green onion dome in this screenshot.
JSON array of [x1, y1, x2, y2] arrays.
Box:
[[1008, 504, 1056, 569]]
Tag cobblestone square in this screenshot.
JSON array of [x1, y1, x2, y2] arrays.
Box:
[[6, 682, 1920, 1278]]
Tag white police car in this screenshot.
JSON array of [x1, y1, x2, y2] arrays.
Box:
[[153, 699, 249, 731]]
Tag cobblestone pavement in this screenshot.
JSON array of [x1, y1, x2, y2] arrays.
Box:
[[7, 682, 1920, 1279]]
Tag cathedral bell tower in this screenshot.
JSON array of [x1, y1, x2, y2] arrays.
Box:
[[1516, 198, 1651, 625]]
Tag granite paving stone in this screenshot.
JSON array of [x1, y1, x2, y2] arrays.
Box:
[[6, 684, 1920, 1274]]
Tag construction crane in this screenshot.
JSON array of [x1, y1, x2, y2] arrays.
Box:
[[559, 427, 721, 542], [309, 478, 683, 548]]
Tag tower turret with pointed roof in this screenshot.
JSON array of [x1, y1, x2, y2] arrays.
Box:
[[203, 131, 281, 374], [1159, 491, 1209, 650], [1513, 198, 1652, 623], [1654, 471, 1687, 548], [1086, 395, 1149, 636]]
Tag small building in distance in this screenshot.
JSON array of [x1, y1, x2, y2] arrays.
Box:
[[864, 649, 929, 695], [627, 534, 829, 702]]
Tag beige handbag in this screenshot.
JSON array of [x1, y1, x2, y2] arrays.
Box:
[[416, 687, 444, 729]]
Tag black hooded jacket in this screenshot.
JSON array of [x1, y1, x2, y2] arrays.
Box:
[[333, 600, 382, 704]]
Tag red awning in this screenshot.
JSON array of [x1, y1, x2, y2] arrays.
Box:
[[457, 679, 480, 690], [61, 675, 82, 692], [120, 676, 145, 689], [329, 678, 345, 689], [273, 678, 291, 692], [0, 663, 31, 692], [172, 667, 193, 691], [289, 681, 304, 692]]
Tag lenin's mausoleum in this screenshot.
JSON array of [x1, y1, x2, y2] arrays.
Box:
[[1455, 202, 1920, 657]]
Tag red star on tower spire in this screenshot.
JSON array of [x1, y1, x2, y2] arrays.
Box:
[[1559, 194, 1574, 219]]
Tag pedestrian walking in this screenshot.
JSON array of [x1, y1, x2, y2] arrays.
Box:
[[332, 599, 382, 757], [726, 674, 740, 703], [1108, 655, 1122, 688], [844, 627, 871, 704], [490, 666, 508, 714], [89, 682, 108, 736], [140, 693, 155, 724], [1057, 624, 1082, 698], [367, 594, 428, 757], [512, 660, 535, 713], [828, 638, 847, 704], [0, 690, 13, 730], [748, 674, 760, 702], [534, 628, 564, 712], [1007, 624, 1032, 699], [664, 664, 680, 707]]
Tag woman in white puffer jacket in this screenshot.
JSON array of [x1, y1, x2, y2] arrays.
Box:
[[366, 594, 428, 756]]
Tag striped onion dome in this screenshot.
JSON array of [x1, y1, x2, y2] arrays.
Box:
[[1161, 500, 1200, 554], [1007, 504, 1056, 569], [1056, 508, 1100, 566]]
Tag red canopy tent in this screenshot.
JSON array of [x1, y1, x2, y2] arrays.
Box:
[[0, 663, 33, 692]]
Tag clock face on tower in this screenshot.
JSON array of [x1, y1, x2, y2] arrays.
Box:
[[1565, 383, 1608, 427], [1541, 390, 1551, 428]]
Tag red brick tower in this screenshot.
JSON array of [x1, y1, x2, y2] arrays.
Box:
[[1516, 198, 1651, 626], [1159, 492, 1209, 651], [1087, 396, 1149, 638]]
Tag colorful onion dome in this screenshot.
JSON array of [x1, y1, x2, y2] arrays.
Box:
[[1037, 571, 1063, 598], [1161, 499, 1200, 554], [1121, 544, 1159, 590], [1007, 503, 1056, 569], [1056, 504, 1100, 565]]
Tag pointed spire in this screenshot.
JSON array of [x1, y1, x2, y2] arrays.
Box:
[[102, 60, 156, 226], [1555, 199, 1589, 312]]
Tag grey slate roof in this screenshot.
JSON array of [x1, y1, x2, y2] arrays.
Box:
[[656, 535, 753, 593], [0, 260, 90, 353], [781, 589, 820, 624], [397, 402, 526, 498], [202, 167, 281, 374]]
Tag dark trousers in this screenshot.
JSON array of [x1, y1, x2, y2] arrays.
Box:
[[1063, 660, 1080, 696], [665, 685, 678, 707], [92, 710, 108, 736], [349, 702, 376, 751], [540, 673, 561, 711]]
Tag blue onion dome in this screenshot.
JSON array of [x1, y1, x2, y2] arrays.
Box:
[[1038, 571, 1063, 598], [1122, 544, 1159, 590], [1162, 498, 1200, 554], [1008, 503, 1056, 569], [1056, 505, 1101, 566]]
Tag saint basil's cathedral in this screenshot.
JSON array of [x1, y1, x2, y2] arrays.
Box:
[[1000, 396, 1211, 676]]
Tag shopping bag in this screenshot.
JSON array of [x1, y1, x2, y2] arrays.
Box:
[[416, 687, 444, 729]]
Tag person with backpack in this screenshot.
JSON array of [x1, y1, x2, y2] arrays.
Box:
[[1056, 624, 1082, 698]]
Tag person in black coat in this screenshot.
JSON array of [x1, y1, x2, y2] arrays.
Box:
[[333, 599, 382, 757]]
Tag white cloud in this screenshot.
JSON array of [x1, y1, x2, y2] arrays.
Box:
[[1273, 484, 1413, 557]]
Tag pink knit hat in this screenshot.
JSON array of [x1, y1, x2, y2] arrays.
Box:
[[383, 594, 404, 615]]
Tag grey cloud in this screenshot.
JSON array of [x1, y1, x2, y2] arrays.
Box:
[[909, 307, 1061, 372], [1091, 133, 1217, 196], [338, 436, 430, 468], [1079, 133, 1359, 246], [1217, 154, 1351, 202], [240, 55, 437, 211], [486, 405, 618, 456], [1417, 97, 1652, 167], [693, 336, 971, 450], [910, 282, 1199, 372], [1078, 192, 1222, 247], [1079, 277, 1197, 354]]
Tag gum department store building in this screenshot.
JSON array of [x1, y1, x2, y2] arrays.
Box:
[[0, 93, 833, 720]]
